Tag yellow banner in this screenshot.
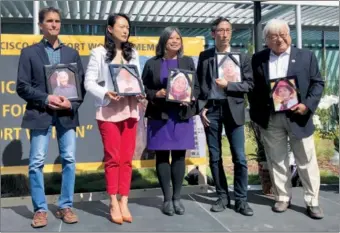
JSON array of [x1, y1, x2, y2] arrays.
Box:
[[0, 34, 205, 56], [0, 158, 207, 175]]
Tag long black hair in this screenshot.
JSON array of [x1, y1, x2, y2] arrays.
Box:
[[104, 13, 134, 63], [155, 27, 183, 58]]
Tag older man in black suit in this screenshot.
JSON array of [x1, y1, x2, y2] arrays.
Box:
[[196, 17, 254, 216], [249, 19, 324, 219]]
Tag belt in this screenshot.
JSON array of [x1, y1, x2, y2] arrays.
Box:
[[207, 99, 228, 106]]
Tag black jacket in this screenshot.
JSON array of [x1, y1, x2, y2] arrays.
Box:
[[196, 47, 254, 126], [16, 42, 85, 129], [249, 47, 324, 139], [142, 55, 199, 120]]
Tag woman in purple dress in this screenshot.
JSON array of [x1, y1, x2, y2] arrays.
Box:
[[142, 27, 199, 216]]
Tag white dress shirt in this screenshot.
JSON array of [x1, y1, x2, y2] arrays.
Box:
[[269, 46, 291, 80]]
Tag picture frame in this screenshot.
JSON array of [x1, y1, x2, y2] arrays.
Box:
[[166, 68, 195, 104], [108, 64, 145, 96], [215, 52, 242, 82], [44, 63, 82, 101], [270, 75, 300, 112]]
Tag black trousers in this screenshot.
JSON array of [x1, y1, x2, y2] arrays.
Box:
[[205, 101, 248, 201]]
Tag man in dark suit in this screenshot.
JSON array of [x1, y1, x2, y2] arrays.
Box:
[[249, 19, 324, 219], [16, 7, 85, 228], [196, 17, 254, 216]]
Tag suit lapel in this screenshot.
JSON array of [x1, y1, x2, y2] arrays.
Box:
[[178, 57, 186, 70], [261, 49, 271, 83], [208, 57, 216, 81], [153, 58, 162, 86], [60, 45, 66, 64], [287, 47, 298, 77], [36, 42, 50, 65], [207, 48, 216, 84]]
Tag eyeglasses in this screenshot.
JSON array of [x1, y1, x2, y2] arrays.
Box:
[[215, 28, 232, 34], [268, 33, 288, 41]]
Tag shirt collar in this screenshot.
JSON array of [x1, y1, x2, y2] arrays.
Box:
[[215, 46, 231, 53], [270, 46, 291, 56], [41, 38, 63, 49]]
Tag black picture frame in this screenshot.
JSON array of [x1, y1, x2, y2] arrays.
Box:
[[269, 75, 301, 112], [215, 52, 242, 82], [166, 68, 195, 104], [108, 64, 145, 96], [44, 63, 82, 101]]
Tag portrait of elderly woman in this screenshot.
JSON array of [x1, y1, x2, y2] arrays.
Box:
[[271, 79, 299, 111], [217, 54, 241, 82], [167, 72, 192, 103], [116, 68, 142, 95], [52, 70, 78, 99]]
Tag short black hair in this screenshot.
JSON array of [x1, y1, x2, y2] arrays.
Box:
[[211, 17, 232, 32], [39, 7, 61, 24]]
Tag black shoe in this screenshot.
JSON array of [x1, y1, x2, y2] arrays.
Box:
[[210, 197, 230, 212], [307, 206, 324, 219], [235, 200, 254, 216], [162, 201, 174, 216], [173, 200, 185, 215]]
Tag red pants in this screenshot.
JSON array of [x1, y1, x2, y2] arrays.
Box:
[[97, 118, 137, 196]]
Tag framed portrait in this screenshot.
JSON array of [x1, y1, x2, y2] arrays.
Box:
[[215, 52, 242, 82], [166, 68, 195, 104], [44, 63, 82, 101], [108, 64, 144, 96], [270, 76, 300, 112]]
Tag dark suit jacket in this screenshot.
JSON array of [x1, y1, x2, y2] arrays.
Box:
[[249, 47, 324, 139], [196, 47, 253, 126], [142, 55, 199, 120], [16, 42, 85, 130]]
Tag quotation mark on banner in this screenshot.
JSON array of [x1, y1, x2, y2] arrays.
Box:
[[75, 125, 94, 138]]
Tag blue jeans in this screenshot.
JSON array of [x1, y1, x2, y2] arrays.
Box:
[[205, 102, 248, 201], [29, 121, 76, 212]]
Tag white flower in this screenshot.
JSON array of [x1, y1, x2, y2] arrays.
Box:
[[318, 95, 339, 110], [313, 115, 322, 128]]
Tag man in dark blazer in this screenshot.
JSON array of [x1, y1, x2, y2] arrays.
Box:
[[16, 7, 85, 228], [196, 17, 254, 216], [249, 19, 324, 219]]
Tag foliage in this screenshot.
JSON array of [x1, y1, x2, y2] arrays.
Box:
[[246, 42, 255, 55], [314, 92, 339, 144]]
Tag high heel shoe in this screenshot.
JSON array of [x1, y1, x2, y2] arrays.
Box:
[[119, 202, 133, 223], [109, 205, 123, 225], [122, 215, 133, 223]]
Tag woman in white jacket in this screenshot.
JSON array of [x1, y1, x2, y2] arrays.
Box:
[[84, 13, 143, 225]]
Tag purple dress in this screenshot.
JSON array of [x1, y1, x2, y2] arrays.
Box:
[[147, 59, 195, 150]]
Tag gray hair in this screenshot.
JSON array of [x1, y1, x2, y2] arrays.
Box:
[[263, 19, 290, 43], [57, 71, 69, 80], [156, 27, 184, 58]]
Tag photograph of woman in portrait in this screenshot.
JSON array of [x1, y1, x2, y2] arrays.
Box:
[[271, 79, 299, 111], [115, 68, 142, 95], [51, 70, 78, 99], [167, 72, 192, 103], [217, 54, 241, 82]]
